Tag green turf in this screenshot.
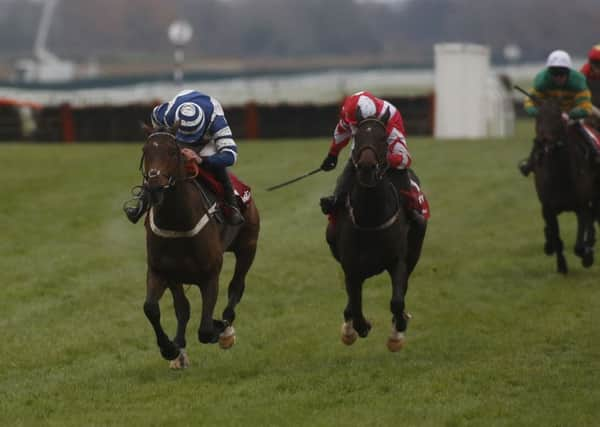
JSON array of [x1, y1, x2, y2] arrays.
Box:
[[1, 120, 599, 426]]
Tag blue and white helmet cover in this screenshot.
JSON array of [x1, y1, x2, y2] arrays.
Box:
[[160, 91, 216, 144], [174, 102, 205, 143]]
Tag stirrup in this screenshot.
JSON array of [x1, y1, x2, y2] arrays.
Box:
[[123, 199, 146, 224], [123, 185, 148, 224], [320, 196, 337, 215], [518, 159, 531, 177]]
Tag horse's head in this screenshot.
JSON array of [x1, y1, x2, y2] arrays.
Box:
[[351, 107, 390, 187], [140, 123, 184, 206], [535, 98, 568, 150]]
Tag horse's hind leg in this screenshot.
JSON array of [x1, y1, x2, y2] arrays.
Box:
[[406, 222, 427, 279], [197, 272, 223, 345], [221, 213, 259, 349], [574, 209, 595, 268], [387, 259, 409, 352], [144, 270, 181, 361], [223, 236, 258, 325], [168, 283, 191, 368], [218, 245, 256, 349], [542, 207, 567, 274]]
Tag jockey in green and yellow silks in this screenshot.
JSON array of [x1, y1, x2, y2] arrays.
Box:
[[519, 50, 598, 177]]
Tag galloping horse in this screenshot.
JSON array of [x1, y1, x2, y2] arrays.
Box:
[[139, 124, 259, 368], [530, 98, 598, 273], [324, 108, 427, 352]]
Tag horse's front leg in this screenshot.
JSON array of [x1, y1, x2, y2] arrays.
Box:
[[168, 283, 190, 369], [341, 273, 370, 345], [574, 208, 595, 268], [542, 205, 567, 274], [386, 259, 409, 352], [143, 270, 181, 361]]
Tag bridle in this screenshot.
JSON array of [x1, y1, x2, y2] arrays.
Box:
[[352, 118, 390, 182], [348, 117, 401, 230], [139, 131, 183, 191], [536, 106, 569, 155]]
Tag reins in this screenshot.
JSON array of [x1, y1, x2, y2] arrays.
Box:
[[347, 117, 400, 230]]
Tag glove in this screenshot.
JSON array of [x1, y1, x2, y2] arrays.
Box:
[[525, 106, 538, 117], [321, 154, 338, 171], [568, 108, 587, 120]]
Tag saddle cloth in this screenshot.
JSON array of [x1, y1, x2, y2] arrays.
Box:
[[405, 178, 431, 220], [581, 123, 600, 149], [185, 160, 252, 206]]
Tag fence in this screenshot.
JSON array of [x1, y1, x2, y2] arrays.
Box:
[[0, 94, 436, 142]]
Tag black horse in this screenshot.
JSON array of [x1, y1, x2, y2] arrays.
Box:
[[325, 108, 427, 352], [139, 125, 260, 368], [530, 98, 598, 273]]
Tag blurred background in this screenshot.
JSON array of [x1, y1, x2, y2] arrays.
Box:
[[0, 0, 599, 142]]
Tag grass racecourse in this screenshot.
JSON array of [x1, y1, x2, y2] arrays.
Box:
[[1, 120, 599, 426]]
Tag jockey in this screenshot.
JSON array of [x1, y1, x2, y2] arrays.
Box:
[[124, 89, 245, 225], [580, 44, 600, 81], [518, 50, 596, 176], [581, 44, 600, 123], [319, 90, 424, 224]]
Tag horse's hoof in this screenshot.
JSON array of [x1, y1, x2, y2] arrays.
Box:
[[354, 319, 372, 338], [160, 343, 180, 361], [218, 326, 236, 349], [582, 253, 594, 268], [387, 330, 406, 352], [340, 321, 358, 345], [169, 349, 189, 369]]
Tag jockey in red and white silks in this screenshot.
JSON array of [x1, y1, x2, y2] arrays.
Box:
[[319, 91, 426, 224], [327, 91, 411, 170]]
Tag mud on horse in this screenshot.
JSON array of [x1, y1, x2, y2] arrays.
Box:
[[324, 107, 427, 352], [139, 124, 259, 368]]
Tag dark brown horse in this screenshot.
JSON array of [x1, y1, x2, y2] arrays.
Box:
[[140, 125, 259, 368], [325, 109, 427, 352], [531, 99, 598, 273]]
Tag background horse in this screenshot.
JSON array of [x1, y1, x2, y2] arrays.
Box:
[[140, 125, 259, 368], [325, 108, 427, 352], [531, 98, 598, 273]]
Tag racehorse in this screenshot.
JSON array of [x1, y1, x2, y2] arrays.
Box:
[[324, 108, 427, 352], [139, 124, 259, 368], [530, 98, 598, 273]]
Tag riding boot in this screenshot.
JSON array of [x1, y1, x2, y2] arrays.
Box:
[[387, 168, 426, 226], [320, 160, 355, 215], [123, 185, 149, 224], [213, 167, 245, 225], [518, 138, 541, 177]]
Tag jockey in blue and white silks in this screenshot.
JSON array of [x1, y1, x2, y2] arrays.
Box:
[[150, 90, 239, 170], [124, 89, 245, 225]]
